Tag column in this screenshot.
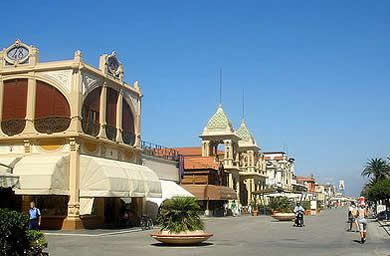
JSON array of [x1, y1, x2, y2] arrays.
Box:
[[228, 173, 234, 189], [236, 177, 240, 205], [63, 138, 83, 230], [69, 69, 82, 132], [247, 180, 251, 205], [115, 91, 123, 143], [24, 75, 36, 133], [134, 95, 141, 147], [0, 78, 4, 136], [98, 84, 107, 138]]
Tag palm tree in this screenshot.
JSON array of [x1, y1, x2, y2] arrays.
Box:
[[361, 158, 390, 183]]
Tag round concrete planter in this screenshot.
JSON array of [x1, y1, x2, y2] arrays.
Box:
[[251, 210, 259, 216], [151, 230, 213, 245], [271, 213, 295, 221]]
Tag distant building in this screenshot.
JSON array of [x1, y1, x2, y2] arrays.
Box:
[[264, 152, 295, 192], [296, 175, 316, 193]]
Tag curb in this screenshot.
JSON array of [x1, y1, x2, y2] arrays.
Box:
[[377, 220, 390, 237]]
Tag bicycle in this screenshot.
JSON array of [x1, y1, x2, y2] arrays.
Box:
[[140, 215, 153, 230]]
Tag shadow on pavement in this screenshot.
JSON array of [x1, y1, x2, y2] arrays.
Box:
[[150, 242, 214, 248]]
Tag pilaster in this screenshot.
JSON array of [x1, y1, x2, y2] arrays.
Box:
[[98, 84, 107, 138], [24, 75, 36, 134], [116, 91, 123, 143]]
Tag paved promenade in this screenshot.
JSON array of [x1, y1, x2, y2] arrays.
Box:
[[47, 208, 390, 256]]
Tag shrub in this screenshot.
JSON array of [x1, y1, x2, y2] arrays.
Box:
[[25, 230, 48, 256], [157, 197, 204, 233], [302, 201, 311, 210], [0, 208, 30, 256], [268, 197, 294, 213], [0, 208, 47, 256]]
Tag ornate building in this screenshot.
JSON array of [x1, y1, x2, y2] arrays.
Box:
[[179, 104, 267, 212], [0, 40, 162, 229], [264, 152, 295, 192]]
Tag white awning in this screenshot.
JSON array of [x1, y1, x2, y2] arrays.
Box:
[[0, 156, 20, 189], [80, 155, 162, 198], [80, 198, 95, 215], [147, 180, 194, 206], [13, 155, 69, 195]]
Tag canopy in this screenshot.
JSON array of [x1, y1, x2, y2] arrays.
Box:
[[0, 156, 20, 189], [147, 180, 194, 206], [182, 184, 238, 201], [13, 155, 69, 195], [265, 192, 302, 199], [80, 155, 162, 198]]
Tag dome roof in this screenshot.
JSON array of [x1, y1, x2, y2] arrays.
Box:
[[236, 120, 257, 148], [202, 105, 235, 136]]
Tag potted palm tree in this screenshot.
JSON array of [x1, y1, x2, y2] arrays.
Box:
[[150, 197, 213, 245]]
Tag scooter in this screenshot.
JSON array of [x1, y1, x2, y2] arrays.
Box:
[[295, 210, 304, 227]]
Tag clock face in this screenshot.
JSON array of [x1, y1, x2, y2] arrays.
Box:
[[7, 46, 29, 62], [107, 56, 119, 75]]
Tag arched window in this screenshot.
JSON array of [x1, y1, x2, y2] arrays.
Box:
[[1, 79, 28, 136], [105, 87, 118, 141], [122, 100, 135, 145], [34, 80, 71, 134], [82, 87, 101, 136]]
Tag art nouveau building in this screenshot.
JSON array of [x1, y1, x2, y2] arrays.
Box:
[[179, 105, 266, 211], [0, 40, 163, 229]]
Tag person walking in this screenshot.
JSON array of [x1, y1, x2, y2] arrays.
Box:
[[28, 201, 41, 231], [356, 202, 368, 244], [347, 202, 357, 232]]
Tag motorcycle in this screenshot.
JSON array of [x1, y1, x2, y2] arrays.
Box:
[[295, 210, 304, 227]]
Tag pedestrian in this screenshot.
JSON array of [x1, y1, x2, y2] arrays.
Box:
[[355, 202, 368, 244], [28, 201, 41, 231], [231, 201, 237, 217], [347, 202, 357, 232]]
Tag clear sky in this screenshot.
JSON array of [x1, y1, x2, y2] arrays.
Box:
[[2, 1, 389, 196]]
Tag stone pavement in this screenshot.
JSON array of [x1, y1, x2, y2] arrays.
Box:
[[47, 208, 390, 256]]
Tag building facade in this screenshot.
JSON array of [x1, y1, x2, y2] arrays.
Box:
[[0, 40, 163, 230], [264, 152, 295, 192], [178, 105, 267, 214]]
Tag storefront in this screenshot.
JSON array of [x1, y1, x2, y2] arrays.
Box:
[[0, 40, 162, 230]]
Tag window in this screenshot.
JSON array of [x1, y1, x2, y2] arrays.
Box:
[[82, 87, 101, 136]]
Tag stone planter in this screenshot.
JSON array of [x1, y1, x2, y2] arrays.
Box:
[[151, 230, 213, 245], [271, 213, 295, 221], [304, 210, 311, 216], [251, 210, 259, 216]]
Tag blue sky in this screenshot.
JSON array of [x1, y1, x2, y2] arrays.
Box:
[[2, 1, 389, 196]]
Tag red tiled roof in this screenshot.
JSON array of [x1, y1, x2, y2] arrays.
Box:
[[184, 156, 219, 170], [175, 147, 202, 156]]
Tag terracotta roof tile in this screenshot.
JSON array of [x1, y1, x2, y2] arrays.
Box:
[[184, 156, 219, 170]]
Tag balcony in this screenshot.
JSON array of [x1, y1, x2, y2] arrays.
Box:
[[34, 116, 71, 134], [1, 119, 26, 136], [105, 124, 117, 141], [122, 130, 136, 146], [141, 140, 180, 162], [81, 119, 100, 137]]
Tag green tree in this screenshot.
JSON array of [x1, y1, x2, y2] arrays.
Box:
[[361, 158, 390, 184], [366, 179, 390, 202]]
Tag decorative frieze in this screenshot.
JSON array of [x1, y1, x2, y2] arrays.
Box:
[[40, 70, 73, 94]]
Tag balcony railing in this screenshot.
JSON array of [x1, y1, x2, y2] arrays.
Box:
[[34, 116, 71, 134], [1, 119, 26, 136], [81, 119, 100, 137], [105, 124, 117, 141], [141, 140, 180, 162], [122, 130, 136, 146]]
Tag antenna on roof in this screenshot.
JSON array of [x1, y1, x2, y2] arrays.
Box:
[[219, 68, 222, 106]]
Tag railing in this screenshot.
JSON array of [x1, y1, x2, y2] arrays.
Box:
[[1, 119, 26, 136], [105, 124, 117, 141], [122, 130, 136, 146], [34, 116, 71, 134], [81, 119, 100, 137], [140, 140, 180, 162]]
